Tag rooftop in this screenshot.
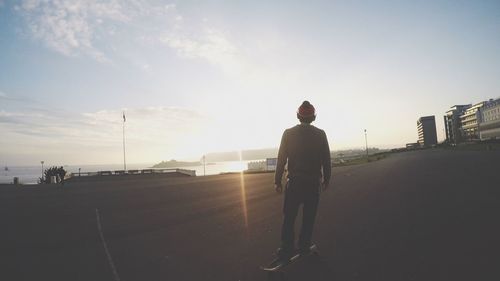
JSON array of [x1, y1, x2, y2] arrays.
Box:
[[483, 97, 500, 109], [446, 104, 471, 114]]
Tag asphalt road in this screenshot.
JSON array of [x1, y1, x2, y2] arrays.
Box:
[[1, 149, 499, 281]]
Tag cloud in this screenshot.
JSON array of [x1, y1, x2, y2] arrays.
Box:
[[16, 0, 132, 62], [0, 110, 44, 118], [156, 7, 301, 81], [13, 0, 300, 92], [151, 4, 246, 74], [161, 27, 244, 73], [2, 106, 204, 140], [0, 116, 25, 125], [83, 106, 204, 135], [15, 0, 245, 71], [0, 105, 208, 163], [0, 91, 39, 103]]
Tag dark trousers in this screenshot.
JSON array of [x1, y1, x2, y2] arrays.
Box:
[[281, 179, 320, 250]]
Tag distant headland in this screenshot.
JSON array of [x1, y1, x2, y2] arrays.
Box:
[[151, 160, 201, 168]]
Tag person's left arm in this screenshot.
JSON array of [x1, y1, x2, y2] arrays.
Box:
[[321, 130, 331, 190]]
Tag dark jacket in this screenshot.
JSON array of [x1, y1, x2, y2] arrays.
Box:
[[274, 123, 331, 185]]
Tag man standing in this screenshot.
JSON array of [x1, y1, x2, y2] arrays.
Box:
[[274, 100, 331, 259]]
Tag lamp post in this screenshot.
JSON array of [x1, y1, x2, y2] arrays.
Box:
[[122, 111, 127, 171], [364, 129, 369, 160], [203, 155, 206, 176], [41, 161, 44, 183]]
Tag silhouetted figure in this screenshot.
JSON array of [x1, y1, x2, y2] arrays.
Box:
[[274, 100, 331, 259]]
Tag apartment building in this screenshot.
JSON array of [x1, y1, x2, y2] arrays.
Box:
[[444, 105, 470, 144], [479, 98, 500, 140], [417, 116, 438, 147], [460, 101, 486, 141]]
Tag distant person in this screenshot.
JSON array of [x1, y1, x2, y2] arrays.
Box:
[[274, 100, 331, 259]]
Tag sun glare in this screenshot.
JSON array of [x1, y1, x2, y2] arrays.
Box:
[[238, 150, 249, 229]]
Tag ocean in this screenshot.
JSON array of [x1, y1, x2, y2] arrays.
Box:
[[0, 160, 259, 184]]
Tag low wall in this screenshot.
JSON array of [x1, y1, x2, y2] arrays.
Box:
[[67, 168, 196, 182]]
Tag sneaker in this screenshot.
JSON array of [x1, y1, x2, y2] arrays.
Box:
[[276, 247, 294, 260], [298, 247, 311, 255], [298, 243, 314, 255]]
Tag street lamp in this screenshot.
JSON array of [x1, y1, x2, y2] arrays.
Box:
[[364, 129, 369, 160], [41, 161, 44, 183], [203, 155, 206, 176]]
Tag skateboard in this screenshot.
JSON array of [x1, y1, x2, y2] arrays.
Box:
[[260, 244, 318, 279]]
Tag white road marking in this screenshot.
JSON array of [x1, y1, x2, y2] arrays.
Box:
[[96, 208, 121, 281]]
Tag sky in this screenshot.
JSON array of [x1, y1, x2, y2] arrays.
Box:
[[1, 0, 500, 166]]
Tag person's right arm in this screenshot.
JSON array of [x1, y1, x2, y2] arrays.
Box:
[[274, 130, 288, 193]]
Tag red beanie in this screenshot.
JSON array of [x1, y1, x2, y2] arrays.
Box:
[[297, 101, 316, 117]]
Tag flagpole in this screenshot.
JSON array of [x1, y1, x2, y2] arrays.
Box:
[[123, 111, 126, 171]]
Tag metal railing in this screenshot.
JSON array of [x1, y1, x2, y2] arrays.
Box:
[[70, 168, 196, 178]]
